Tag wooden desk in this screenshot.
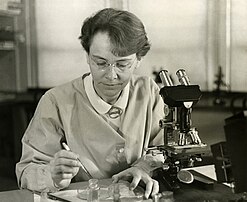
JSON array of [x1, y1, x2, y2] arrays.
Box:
[[0, 189, 33, 202], [0, 168, 244, 202], [168, 179, 240, 201], [169, 165, 243, 201]]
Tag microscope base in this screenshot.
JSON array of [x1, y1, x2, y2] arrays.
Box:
[[154, 168, 215, 192], [154, 168, 180, 191]]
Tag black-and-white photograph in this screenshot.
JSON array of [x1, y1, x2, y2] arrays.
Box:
[[0, 0, 246, 201]]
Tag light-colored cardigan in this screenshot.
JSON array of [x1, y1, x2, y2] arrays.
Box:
[[16, 73, 164, 192]]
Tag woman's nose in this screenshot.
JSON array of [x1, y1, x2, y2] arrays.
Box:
[[105, 66, 118, 80]]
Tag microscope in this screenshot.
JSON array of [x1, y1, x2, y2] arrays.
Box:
[[153, 69, 207, 191]]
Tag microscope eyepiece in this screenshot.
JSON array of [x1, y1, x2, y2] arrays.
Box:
[[159, 70, 174, 86], [176, 69, 190, 86]]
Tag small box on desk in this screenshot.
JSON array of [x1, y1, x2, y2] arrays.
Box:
[[224, 110, 247, 193]]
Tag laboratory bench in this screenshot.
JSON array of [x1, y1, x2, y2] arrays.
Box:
[[0, 165, 245, 202]]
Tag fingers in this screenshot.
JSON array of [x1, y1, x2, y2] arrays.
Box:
[[53, 164, 79, 175], [112, 175, 119, 183], [54, 150, 81, 167], [50, 150, 81, 187], [113, 167, 159, 199], [53, 173, 73, 180], [112, 170, 132, 183], [55, 157, 81, 167], [152, 180, 159, 196], [145, 179, 159, 199], [54, 150, 79, 161], [134, 174, 159, 199], [51, 162, 80, 183], [130, 175, 141, 190]]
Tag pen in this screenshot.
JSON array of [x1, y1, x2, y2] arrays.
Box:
[[61, 142, 93, 179]]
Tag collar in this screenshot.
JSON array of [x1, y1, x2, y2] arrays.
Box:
[[84, 74, 129, 115]]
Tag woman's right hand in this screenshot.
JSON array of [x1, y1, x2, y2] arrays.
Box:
[[49, 150, 81, 189]]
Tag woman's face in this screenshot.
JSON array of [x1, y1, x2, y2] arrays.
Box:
[[87, 32, 138, 104]]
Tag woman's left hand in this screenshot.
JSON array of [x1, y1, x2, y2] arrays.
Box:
[[112, 167, 159, 199]]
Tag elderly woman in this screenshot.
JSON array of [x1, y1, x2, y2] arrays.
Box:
[[16, 8, 164, 199]]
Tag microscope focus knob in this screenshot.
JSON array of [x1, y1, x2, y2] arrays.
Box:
[[162, 164, 170, 171], [163, 105, 170, 116], [159, 119, 166, 129]]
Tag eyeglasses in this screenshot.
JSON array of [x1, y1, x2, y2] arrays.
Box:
[[90, 56, 137, 73]]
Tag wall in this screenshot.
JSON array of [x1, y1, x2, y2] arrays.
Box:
[[35, 0, 106, 87], [130, 0, 211, 89], [34, 0, 247, 92], [35, 0, 214, 90], [230, 0, 247, 91], [192, 108, 232, 153]]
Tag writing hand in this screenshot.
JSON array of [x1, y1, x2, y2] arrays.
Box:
[[49, 150, 81, 189]]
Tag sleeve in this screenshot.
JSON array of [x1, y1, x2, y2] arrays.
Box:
[[131, 79, 165, 176], [15, 92, 65, 192], [149, 80, 165, 146]]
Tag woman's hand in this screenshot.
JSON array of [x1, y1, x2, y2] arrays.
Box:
[[49, 150, 81, 189], [112, 167, 159, 199]]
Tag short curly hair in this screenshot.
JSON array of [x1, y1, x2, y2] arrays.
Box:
[[79, 8, 151, 60]]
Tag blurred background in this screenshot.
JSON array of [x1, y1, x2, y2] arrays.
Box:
[[0, 0, 246, 191]]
